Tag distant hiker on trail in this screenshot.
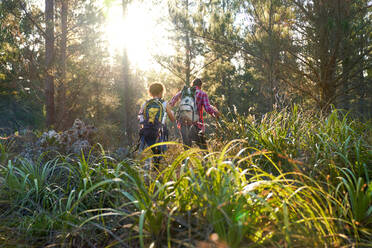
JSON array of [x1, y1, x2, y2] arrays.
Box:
[[169, 78, 220, 149], [138, 82, 175, 168]]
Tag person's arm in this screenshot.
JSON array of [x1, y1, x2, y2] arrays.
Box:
[[138, 102, 145, 123], [211, 105, 221, 118], [201, 92, 220, 118], [166, 104, 176, 122], [169, 91, 181, 107]]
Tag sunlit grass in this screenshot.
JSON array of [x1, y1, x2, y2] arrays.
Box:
[[0, 107, 371, 247]]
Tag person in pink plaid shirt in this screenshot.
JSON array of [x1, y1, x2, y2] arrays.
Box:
[[169, 78, 220, 149]]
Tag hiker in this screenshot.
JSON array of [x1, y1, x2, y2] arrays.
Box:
[[169, 78, 220, 149], [138, 82, 175, 167]]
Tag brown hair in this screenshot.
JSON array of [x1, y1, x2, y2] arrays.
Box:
[[148, 82, 165, 97], [192, 78, 202, 87]]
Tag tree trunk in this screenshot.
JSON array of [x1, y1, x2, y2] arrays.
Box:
[[185, 0, 191, 86], [185, 30, 191, 85], [268, 0, 275, 111], [45, 0, 55, 127], [358, 70, 366, 115], [357, 33, 366, 116], [57, 0, 68, 129], [316, 0, 339, 112], [122, 49, 131, 143], [122, 0, 132, 144], [340, 43, 351, 110]]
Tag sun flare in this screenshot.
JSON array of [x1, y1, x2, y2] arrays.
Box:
[[105, 2, 172, 70]]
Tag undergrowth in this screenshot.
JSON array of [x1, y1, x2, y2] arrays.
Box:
[[0, 107, 371, 247]]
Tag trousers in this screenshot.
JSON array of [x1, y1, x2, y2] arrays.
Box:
[[180, 123, 207, 149]]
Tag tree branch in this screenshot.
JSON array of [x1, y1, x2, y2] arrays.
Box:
[[19, 2, 46, 37]]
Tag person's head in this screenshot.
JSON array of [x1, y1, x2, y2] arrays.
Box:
[[192, 78, 203, 88], [148, 82, 165, 98]]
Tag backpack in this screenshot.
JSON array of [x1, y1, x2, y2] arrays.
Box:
[[178, 86, 199, 125], [142, 98, 165, 130], [139, 98, 168, 150]]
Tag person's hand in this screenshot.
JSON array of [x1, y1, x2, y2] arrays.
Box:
[[214, 108, 221, 119]]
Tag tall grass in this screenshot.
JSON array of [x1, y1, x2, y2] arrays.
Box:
[[0, 107, 371, 247], [0, 138, 14, 164], [214, 107, 371, 180]]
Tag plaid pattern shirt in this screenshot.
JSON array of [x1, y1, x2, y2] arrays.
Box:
[[169, 86, 217, 131]]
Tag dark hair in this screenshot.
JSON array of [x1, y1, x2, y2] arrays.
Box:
[[149, 82, 165, 97], [192, 78, 202, 87]]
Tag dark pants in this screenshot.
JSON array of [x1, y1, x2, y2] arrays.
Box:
[[180, 123, 207, 149], [140, 135, 161, 164], [139, 126, 168, 165]]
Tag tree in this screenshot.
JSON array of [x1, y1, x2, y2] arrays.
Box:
[[55, 0, 68, 129], [59, 0, 111, 125], [44, 0, 55, 127], [194, 0, 258, 114], [153, 0, 207, 87], [121, 0, 132, 143], [240, 0, 293, 111], [279, 0, 372, 112], [0, 0, 44, 130], [187, 0, 372, 114]]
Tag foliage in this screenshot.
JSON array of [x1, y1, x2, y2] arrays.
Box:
[[0, 109, 371, 247], [337, 167, 372, 227], [0, 0, 372, 246], [189, 0, 372, 115], [212, 106, 372, 181], [0, 0, 145, 143], [17, 119, 97, 162], [0, 0, 44, 130]]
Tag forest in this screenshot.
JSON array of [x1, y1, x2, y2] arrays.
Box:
[[0, 0, 371, 247]]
